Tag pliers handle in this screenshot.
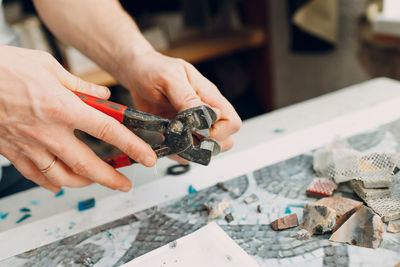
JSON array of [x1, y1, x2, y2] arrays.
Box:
[[74, 92, 220, 168]]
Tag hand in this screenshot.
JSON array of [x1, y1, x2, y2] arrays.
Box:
[[0, 46, 156, 193], [119, 50, 242, 162]]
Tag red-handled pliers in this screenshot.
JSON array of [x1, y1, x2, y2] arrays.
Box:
[[74, 92, 221, 168]]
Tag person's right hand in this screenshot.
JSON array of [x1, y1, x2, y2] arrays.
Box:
[[0, 45, 156, 193]]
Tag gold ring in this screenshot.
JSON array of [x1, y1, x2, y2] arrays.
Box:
[[41, 157, 57, 173]]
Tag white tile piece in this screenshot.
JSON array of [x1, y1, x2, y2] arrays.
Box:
[[122, 222, 259, 267]]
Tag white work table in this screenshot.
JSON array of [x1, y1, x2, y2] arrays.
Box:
[[1, 77, 400, 260]]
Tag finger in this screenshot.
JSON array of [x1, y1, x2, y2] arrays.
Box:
[[55, 65, 110, 99], [162, 68, 204, 112], [184, 63, 242, 141], [2, 148, 61, 193], [19, 143, 93, 188], [71, 99, 157, 167], [47, 132, 133, 191], [218, 136, 235, 152], [45, 158, 94, 188], [210, 119, 240, 144]]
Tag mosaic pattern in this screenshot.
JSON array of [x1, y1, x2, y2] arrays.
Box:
[[221, 225, 329, 259], [347, 130, 385, 152], [323, 245, 349, 267], [114, 212, 203, 266], [253, 154, 315, 199], [384, 119, 400, 152], [161, 175, 248, 214], [15, 215, 139, 266], [4, 120, 400, 266]]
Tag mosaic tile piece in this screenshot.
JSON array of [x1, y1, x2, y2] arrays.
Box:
[[366, 196, 400, 222]]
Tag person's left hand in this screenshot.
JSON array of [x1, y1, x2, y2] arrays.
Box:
[[117, 49, 242, 162]]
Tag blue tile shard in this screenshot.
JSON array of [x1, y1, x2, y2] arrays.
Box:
[[188, 185, 197, 194], [68, 221, 76, 230], [55, 188, 64, 197], [16, 214, 31, 224], [20, 207, 31, 213], [0, 211, 8, 221], [284, 204, 305, 214], [273, 128, 284, 134], [105, 230, 114, 240], [78, 198, 95, 211], [30, 200, 40, 205]]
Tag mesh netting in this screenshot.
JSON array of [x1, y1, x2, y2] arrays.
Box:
[[313, 141, 400, 186], [366, 196, 400, 222]]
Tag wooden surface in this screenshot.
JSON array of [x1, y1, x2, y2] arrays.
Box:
[[358, 19, 400, 80], [359, 20, 400, 48], [165, 28, 266, 63], [78, 69, 116, 87], [76, 28, 266, 86]]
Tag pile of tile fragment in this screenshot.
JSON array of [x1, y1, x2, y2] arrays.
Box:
[[270, 141, 400, 249], [314, 141, 400, 245], [301, 197, 383, 248], [313, 142, 400, 222]]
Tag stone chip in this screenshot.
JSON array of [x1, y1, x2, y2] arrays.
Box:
[[329, 206, 383, 248], [360, 174, 392, 189], [224, 213, 234, 223], [316, 197, 363, 232], [257, 205, 262, 213], [300, 204, 336, 235], [387, 220, 400, 233], [270, 213, 299, 231], [350, 180, 391, 201], [204, 199, 231, 220], [243, 194, 259, 204], [296, 229, 311, 240]]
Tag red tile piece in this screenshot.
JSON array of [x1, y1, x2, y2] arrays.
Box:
[[306, 178, 337, 199]]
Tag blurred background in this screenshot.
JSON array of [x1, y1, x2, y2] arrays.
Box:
[[3, 0, 400, 120]]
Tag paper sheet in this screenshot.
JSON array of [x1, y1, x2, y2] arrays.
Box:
[[123, 222, 259, 267]]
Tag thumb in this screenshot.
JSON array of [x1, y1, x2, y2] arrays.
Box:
[[56, 67, 110, 99]]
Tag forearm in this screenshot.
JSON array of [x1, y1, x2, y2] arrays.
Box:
[[33, 0, 153, 84]]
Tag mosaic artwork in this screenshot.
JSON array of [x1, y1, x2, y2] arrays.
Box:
[[3, 119, 400, 267]]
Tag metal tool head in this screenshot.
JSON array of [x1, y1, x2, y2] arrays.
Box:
[[165, 106, 220, 165], [125, 105, 220, 165]]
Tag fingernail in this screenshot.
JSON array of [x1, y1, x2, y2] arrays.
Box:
[[120, 184, 132, 192], [143, 155, 156, 166], [52, 187, 62, 194], [100, 86, 110, 98]]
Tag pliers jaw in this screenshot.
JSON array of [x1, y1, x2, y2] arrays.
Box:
[[178, 137, 221, 165], [151, 105, 220, 165], [175, 106, 221, 165], [171, 106, 221, 165]]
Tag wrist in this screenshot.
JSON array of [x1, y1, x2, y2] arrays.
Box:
[[113, 32, 155, 88]]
